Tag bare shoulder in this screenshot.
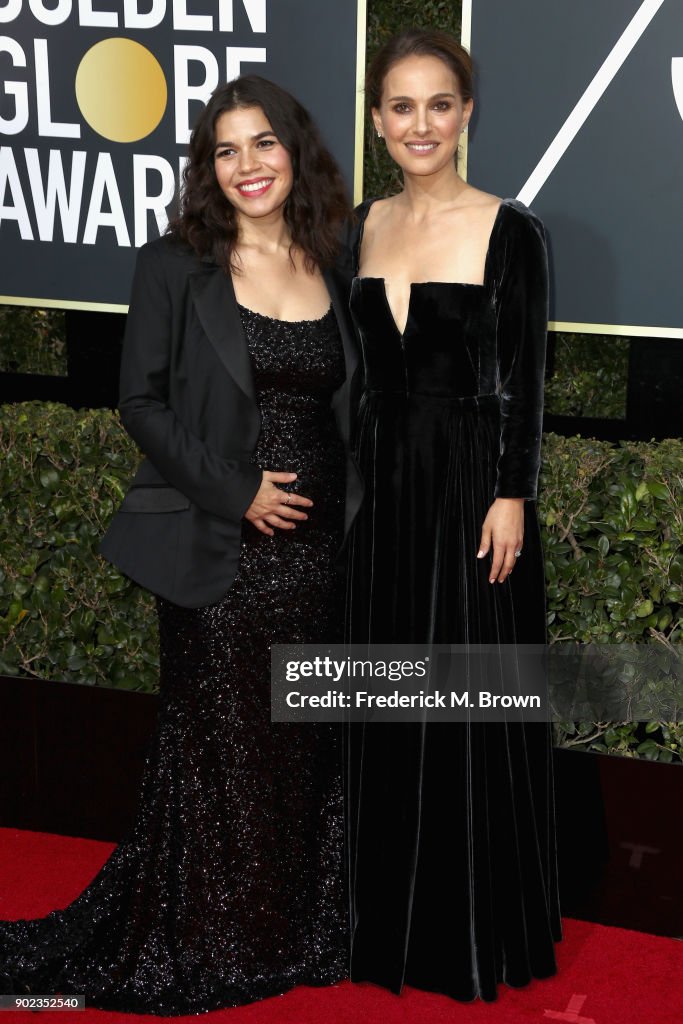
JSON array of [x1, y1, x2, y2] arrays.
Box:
[[462, 186, 502, 211], [443, 187, 504, 254], [458, 187, 504, 229], [363, 194, 400, 231]]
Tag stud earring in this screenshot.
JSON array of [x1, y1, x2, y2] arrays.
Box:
[[377, 129, 383, 139], [461, 124, 468, 133]]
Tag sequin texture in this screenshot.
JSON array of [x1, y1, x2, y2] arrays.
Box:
[[0, 304, 349, 1014]]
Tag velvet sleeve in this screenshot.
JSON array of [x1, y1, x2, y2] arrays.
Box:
[[118, 242, 263, 521], [493, 204, 549, 501]]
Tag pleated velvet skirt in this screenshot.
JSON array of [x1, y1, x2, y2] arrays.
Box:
[[345, 274, 562, 1002]]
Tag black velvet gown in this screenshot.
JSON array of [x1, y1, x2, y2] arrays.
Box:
[[345, 198, 563, 1002], [0, 304, 349, 1015]]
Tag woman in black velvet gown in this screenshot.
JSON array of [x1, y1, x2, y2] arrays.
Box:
[[0, 77, 361, 1014], [345, 30, 562, 1002]]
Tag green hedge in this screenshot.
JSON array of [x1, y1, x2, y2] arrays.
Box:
[[544, 334, 629, 420], [0, 403, 156, 691], [539, 432, 682, 762], [0, 306, 67, 377], [1, 401, 681, 761]]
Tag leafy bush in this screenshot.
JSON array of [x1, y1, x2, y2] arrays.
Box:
[[541, 434, 682, 645], [0, 306, 67, 376], [545, 334, 629, 419], [0, 402, 157, 691], [540, 432, 682, 761]]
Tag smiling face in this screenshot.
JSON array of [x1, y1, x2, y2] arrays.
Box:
[[372, 54, 473, 178], [213, 105, 294, 223]]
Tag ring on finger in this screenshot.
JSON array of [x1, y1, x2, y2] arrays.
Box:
[[284, 494, 291, 506], [514, 549, 522, 557]]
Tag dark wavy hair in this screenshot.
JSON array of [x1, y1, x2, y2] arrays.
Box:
[[167, 76, 351, 273]]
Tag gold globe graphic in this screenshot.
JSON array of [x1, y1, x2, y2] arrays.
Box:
[[75, 38, 167, 143]]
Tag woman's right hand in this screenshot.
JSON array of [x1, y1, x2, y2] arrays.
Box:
[[244, 471, 313, 536]]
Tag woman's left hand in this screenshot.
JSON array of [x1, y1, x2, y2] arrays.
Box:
[[477, 498, 525, 583]]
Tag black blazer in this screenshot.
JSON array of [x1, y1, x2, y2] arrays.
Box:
[[98, 235, 364, 608]]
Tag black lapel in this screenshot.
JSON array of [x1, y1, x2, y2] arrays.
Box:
[[188, 265, 256, 404], [324, 265, 361, 448], [324, 266, 358, 383]]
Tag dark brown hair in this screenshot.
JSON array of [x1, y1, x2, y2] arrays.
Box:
[[168, 76, 351, 273], [366, 28, 474, 109]]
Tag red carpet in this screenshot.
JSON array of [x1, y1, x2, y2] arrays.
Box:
[[0, 828, 680, 1023]]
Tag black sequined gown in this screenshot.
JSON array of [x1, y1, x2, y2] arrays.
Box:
[[0, 305, 348, 1015]]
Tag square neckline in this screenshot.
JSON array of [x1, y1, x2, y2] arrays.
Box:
[[352, 197, 510, 339]]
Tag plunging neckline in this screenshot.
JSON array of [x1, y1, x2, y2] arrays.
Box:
[[357, 278, 487, 343], [353, 197, 508, 339]]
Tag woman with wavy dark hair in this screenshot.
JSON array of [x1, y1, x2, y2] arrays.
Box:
[[171, 77, 349, 273], [0, 76, 362, 1014]]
